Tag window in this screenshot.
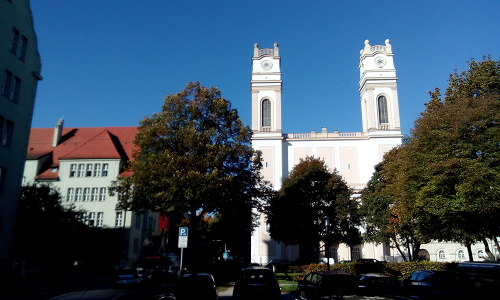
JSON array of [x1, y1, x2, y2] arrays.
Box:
[[115, 212, 124, 227], [351, 246, 362, 261], [3, 120, 13, 147], [97, 212, 104, 227], [94, 163, 101, 177], [438, 250, 446, 259], [329, 246, 339, 264], [83, 187, 90, 201], [262, 99, 271, 127], [86, 164, 93, 177], [0, 116, 3, 147], [10, 28, 28, 61], [77, 164, 85, 177], [99, 187, 106, 201], [88, 212, 96, 226], [67, 188, 74, 202], [0, 116, 3, 142], [0, 166, 6, 196], [2, 70, 21, 102], [133, 238, 139, 254], [91, 187, 98, 201], [75, 188, 82, 201], [378, 96, 389, 124], [477, 249, 485, 259], [69, 164, 77, 177], [457, 249, 466, 259], [135, 214, 141, 229], [102, 163, 108, 177]]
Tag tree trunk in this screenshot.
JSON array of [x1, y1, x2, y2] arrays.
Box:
[[410, 239, 421, 261], [492, 236, 500, 261], [391, 234, 408, 262], [466, 242, 474, 262], [482, 238, 495, 261]]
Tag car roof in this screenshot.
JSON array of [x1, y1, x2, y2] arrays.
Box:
[[181, 272, 212, 277], [310, 270, 354, 276], [359, 273, 393, 277]]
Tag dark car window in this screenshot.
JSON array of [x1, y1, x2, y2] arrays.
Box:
[[304, 273, 313, 282], [323, 274, 356, 287], [240, 269, 276, 283]]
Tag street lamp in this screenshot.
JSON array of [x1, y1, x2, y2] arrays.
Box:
[[323, 216, 330, 271]]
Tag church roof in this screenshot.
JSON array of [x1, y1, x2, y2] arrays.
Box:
[[27, 126, 138, 180]]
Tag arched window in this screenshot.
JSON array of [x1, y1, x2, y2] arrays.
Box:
[[457, 249, 466, 259], [438, 250, 446, 259], [378, 96, 389, 124], [262, 99, 271, 127]]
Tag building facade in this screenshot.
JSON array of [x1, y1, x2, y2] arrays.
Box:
[[249, 40, 497, 264], [0, 0, 42, 275], [23, 121, 159, 268]]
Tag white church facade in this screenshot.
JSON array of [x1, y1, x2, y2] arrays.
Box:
[[248, 40, 495, 265]]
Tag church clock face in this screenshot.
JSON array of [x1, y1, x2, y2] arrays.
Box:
[[374, 56, 386, 67], [261, 59, 273, 70]]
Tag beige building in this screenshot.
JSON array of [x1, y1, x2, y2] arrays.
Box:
[[23, 122, 159, 268], [0, 0, 42, 275]]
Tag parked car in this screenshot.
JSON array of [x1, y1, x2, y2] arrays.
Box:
[[113, 267, 144, 289], [454, 261, 500, 297], [267, 259, 291, 273], [354, 258, 384, 273], [405, 270, 462, 299], [296, 270, 357, 299], [233, 266, 281, 300], [176, 273, 218, 300], [357, 273, 403, 296], [147, 265, 180, 288]]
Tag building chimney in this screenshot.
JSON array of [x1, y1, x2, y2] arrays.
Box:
[[53, 118, 64, 147]]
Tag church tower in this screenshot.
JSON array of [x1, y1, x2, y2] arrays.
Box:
[[359, 39, 401, 134], [251, 43, 282, 134]]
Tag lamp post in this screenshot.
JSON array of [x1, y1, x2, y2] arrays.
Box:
[[323, 216, 330, 271]]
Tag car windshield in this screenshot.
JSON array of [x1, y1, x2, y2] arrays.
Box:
[[240, 269, 276, 283], [117, 269, 137, 276], [180, 274, 213, 286], [322, 274, 356, 288]]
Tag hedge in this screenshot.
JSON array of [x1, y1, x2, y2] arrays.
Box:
[[291, 261, 454, 282]]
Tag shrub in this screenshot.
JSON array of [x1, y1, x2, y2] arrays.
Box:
[[294, 261, 452, 282]]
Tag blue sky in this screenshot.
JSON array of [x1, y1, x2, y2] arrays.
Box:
[[30, 0, 499, 136]]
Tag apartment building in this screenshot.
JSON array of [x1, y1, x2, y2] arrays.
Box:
[[23, 121, 159, 267], [0, 0, 42, 275]]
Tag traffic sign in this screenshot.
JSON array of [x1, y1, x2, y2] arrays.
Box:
[[178, 227, 188, 248]]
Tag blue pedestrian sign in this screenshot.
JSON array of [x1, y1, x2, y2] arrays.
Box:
[[178, 227, 188, 248]]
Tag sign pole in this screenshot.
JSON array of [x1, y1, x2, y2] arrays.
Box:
[[178, 227, 188, 277], [179, 248, 184, 277]]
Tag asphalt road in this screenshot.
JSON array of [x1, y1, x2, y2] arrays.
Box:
[[46, 286, 297, 300]]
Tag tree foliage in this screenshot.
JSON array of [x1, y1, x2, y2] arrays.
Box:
[[13, 184, 86, 265], [360, 56, 500, 261], [112, 82, 269, 257], [410, 57, 500, 246], [359, 146, 423, 261], [266, 156, 359, 263]]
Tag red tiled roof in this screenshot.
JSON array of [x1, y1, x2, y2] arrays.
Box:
[[27, 126, 138, 180]]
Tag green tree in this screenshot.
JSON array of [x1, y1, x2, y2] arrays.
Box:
[[360, 56, 500, 262], [409, 57, 499, 260], [359, 145, 424, 261], [13, 184, 87, 269], [113, 82, 267, 263], [266, 156, 359, 264]]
